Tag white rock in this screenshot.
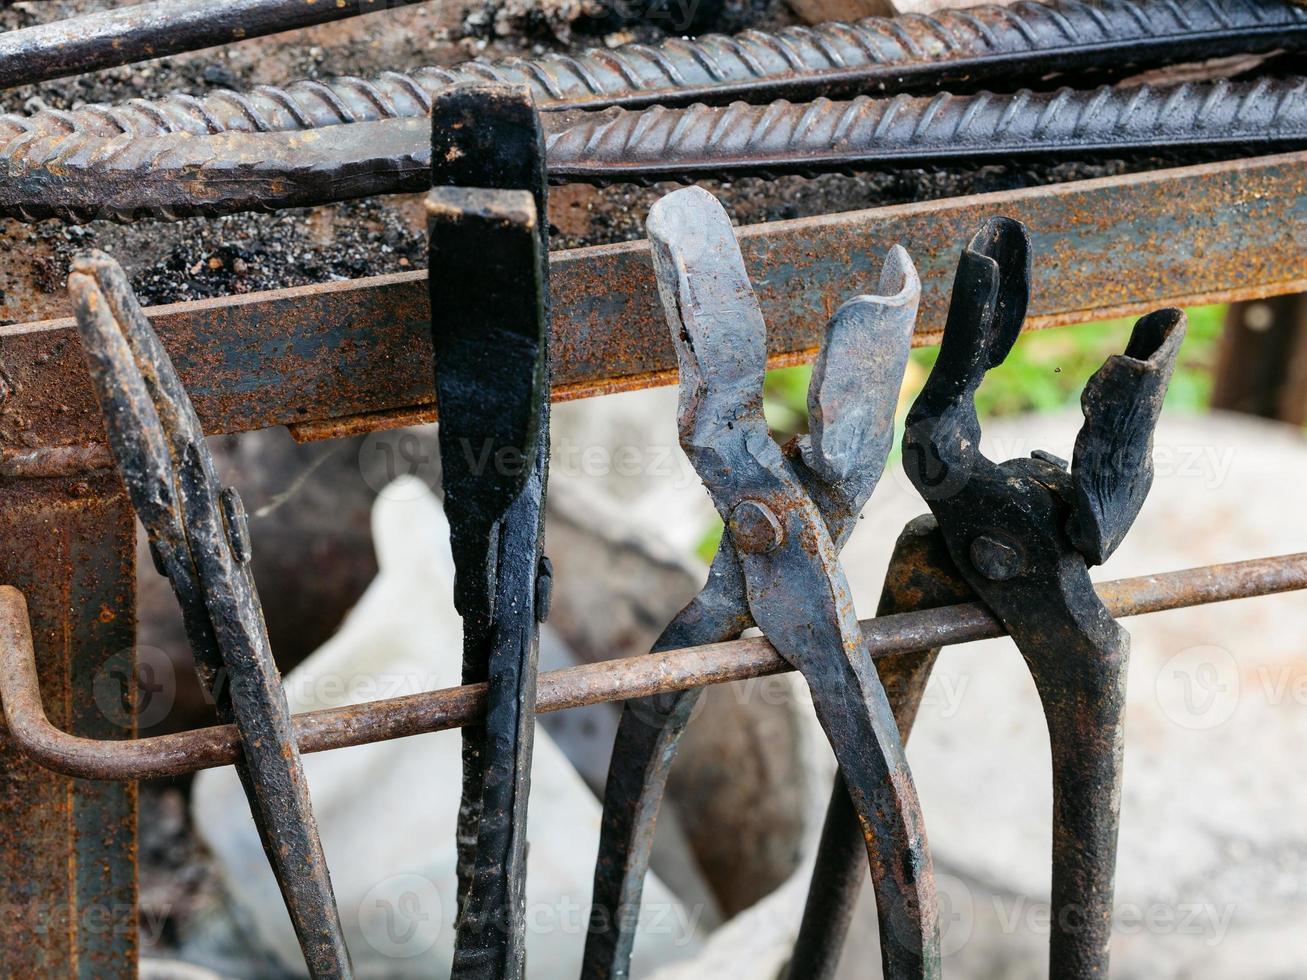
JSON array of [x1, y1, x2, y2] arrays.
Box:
[[192, 476, 703, 978], [550, 387, 716, 556], [787, 0, 1017, 26]]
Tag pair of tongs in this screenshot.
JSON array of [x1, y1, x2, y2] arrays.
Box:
[[69, 254, 351, 978], [792, 217, 1185, 979], [583, 185, 939, 980]]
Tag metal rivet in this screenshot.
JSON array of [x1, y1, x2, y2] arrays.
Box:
[[220, 487, 252, 565], [729, 500, 784, 555], [535, 555, 553, 623], [970, 534, 1023, 581]]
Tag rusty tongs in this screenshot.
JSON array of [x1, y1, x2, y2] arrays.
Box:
[[68, 253, 351, 978], [583, 185, 939, 979], [791, 217, 1186, 979]]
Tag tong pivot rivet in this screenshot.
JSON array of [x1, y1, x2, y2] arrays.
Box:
[[729, 499, 784, 555], [970, 534, 1023, 581]]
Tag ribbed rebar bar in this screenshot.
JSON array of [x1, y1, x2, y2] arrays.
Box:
[[0, 0, 432, 92], [546, 76, 1307, 181], [4, 77, 1304, 223], [1, 0, 1303, 157]]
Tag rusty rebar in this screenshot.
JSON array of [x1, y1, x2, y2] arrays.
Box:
[[545, 77, 1307, 181], [1, 552, 1303, 782], [0, 0, 432, 92], [1, 0, 1302, 154], [5, 76, 1304, 223]]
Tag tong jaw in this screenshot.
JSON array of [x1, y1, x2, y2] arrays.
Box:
[[1069, 307, 1186, 564], [647, 185, 939, 979], [905, 216, 1186, 567], [801, 244, 918, 496], [903, 216, 1029, 501]]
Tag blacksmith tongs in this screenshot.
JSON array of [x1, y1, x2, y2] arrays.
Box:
[[583, 185, 939, 979], [427, 84, 552, 980], [791, 216, 1185, 979], [68, 253, 351, 977]]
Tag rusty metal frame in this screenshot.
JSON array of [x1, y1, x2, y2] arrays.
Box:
[[0, 148, 1305, 976], [2, 150, 1303, 469]]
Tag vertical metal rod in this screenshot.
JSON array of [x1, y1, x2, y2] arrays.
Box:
[[0, 474, 138, 980], [788, 515, 969, 979]]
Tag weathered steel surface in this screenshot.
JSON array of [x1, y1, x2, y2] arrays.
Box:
[[894, 217, 1183, 978], [68, 254, 351, 978], [3, 552, 1305, 782], [788, 515, 969, 980], [0, 474, 136, 980], [7, 78, 1306, 222], [426, 84, 551, 980], [1, 151, 1301, 465], [2, 0, 1301, 148], [0, 0, 430, 91]]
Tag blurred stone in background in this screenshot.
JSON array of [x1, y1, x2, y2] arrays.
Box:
[[188, 477, 706, 978]]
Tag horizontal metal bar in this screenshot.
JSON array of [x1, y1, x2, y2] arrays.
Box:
[[3, 0, 1302, 144], [2, 151, 1303, 465], [9, 79, 1306, 223], [2, 553, 1302, 781], [0, 0, 430, 91], [6, 0, 1301, 136]]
